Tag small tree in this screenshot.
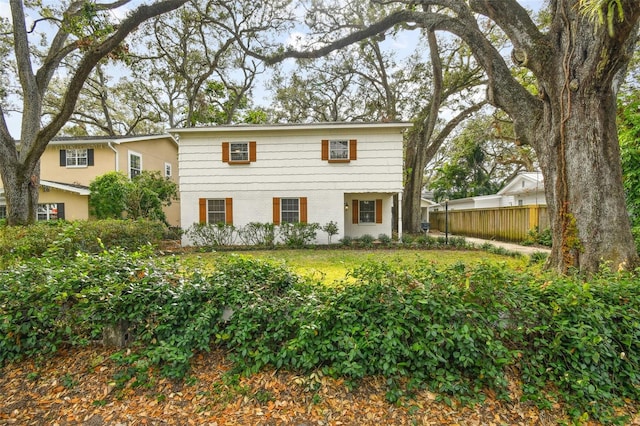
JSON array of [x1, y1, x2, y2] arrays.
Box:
[[89, 171, 177, 223], [127, 171, 178, 224], [322, 221, 339, 244], [89, 172, 130, 219]]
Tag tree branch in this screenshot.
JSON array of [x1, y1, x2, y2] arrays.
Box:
[[28, 0, 188, 169]]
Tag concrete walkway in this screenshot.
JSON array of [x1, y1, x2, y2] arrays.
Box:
[[433, 232, 551, 256], [462, 236, 551, 256]]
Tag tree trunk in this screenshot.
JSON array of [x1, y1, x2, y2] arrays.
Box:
[[2, 164, 39, 225], [402, 137, 425, 234], [535, 86, 636, 273]]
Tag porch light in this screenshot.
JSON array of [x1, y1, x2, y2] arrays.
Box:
[[344, 202, 349, 210]]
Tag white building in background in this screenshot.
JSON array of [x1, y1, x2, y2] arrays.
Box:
[[171, 122, 412, 245], [497, 171, 545, 206], [428, 171, 545, 213]]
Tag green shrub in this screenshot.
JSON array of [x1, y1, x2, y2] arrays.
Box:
[[529, 251, 548, 265], [1, 250, 638, 423], [400, 233, 415, 245], [357, 234, 375, 248], [279, 222, 320, 248], [448, 236, 468, 247], [523, 226, 552, 247], [377, 234, 392, 245], [339, 236, 353, 247], [237, 222, 277, 247], [186, 222, 236, 247], [0, 220, 166, 266]]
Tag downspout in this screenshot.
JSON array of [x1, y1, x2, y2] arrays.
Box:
[[108, 142, 119, 171]]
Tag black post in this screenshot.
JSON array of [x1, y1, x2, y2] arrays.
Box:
[[445, 200, 449, 245]]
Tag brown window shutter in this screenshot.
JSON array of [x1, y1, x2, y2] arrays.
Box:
[[349, 139, 357, 161], [222, 142, 230, 163], [249, 141, 257, 162], [376, 199, 383, 223], [300, 197, 308, 223], [199, 198, 207, 223], [273, 197, 281, 225], [352, 199, 359, 224], [321, 140, 329, 160], [225, 198, 233, 225]]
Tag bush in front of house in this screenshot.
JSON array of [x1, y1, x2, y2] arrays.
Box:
[[0, 219, 166, 266], [278, 222, 320, 248], [186, 222, 237, 248], [237, 222, 277, 247], [186, 222, 321, 249]]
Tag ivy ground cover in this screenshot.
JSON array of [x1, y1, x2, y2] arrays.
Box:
[[1, 246, 638, 424]]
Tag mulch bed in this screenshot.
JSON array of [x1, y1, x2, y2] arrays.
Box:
[[1, 346, 638, 425]]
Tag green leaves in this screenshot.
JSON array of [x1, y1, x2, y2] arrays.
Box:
[[1, 240, 638, 423], [89, 171, 178, 224]]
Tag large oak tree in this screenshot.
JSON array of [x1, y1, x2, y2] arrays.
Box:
[[249, 0, 639, 273], [0, 0, 188, 225]]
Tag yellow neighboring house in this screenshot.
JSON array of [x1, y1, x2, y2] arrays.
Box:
[[0, 134, 180, 227]]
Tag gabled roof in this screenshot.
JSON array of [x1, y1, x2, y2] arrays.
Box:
[[421, 198, 438, 208], [498, 172, 544, 196], [41, 180, 90, 196]]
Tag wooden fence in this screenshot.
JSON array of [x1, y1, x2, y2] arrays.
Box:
[[429, 205, 549, 242]]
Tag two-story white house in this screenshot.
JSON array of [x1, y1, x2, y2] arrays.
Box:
[[171, 122, 411, 245]]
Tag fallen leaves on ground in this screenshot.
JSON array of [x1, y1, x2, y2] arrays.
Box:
[[1, 346, 638, 425]]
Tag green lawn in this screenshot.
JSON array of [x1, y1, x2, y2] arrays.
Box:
[[180, 247, 533, 284]]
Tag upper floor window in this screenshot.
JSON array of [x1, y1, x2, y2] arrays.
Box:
[[321, 139, 357, 163], [330, 140, 349, 160], [129, 151, 142, 178], [230, 143, 249, 162], [222, 141, 256, 164], [60, 148, 94, 167], [165, 162, 172, 178]]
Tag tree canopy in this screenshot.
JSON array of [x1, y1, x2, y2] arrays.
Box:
[[0, 0, 188, 225]]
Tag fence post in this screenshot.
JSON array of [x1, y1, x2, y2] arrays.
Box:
[[529, 206, 540, 231]]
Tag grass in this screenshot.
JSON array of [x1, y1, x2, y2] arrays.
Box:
[[179, 247, 533, 284]]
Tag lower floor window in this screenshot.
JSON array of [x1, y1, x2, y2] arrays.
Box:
[[38, 203, 62, 221], [0, 205, 6, 220], [207, 199, 226, 224], [281, 198, 300, 223], [359, 200, 376, 223]]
